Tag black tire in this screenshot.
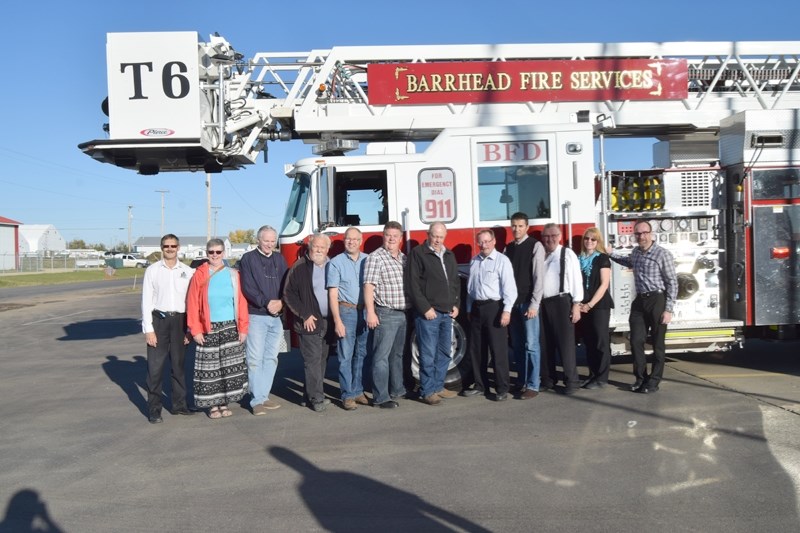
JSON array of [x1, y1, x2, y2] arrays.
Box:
[[409, 320, 471, 390]]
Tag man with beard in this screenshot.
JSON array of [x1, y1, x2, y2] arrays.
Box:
[[284, 233, 335, 412]]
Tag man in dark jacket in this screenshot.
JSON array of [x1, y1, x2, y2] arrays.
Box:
[[239, 225, 288, 416], [406, 222, 460, 405], [284, 233, 335, 412]]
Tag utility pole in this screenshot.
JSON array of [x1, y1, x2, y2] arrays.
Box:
[[205, 173, 212, 241], [212, 206, 222, 238], [155, 189, 169, 235], [127, 205, 133, 253]]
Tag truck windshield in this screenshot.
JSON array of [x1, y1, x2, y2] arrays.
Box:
[[280, 172, 311, 237]]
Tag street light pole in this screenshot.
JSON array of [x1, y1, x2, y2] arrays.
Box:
[[211, 206, 222, 238], [127, 205, 133, 253], [155, 189, 169, 235]]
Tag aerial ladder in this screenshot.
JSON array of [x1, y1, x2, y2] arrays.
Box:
[[80, 33, 800, 174]]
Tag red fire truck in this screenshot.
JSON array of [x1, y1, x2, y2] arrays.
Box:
[[81, 33, 800, 385]]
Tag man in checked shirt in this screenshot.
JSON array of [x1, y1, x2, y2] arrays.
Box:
[[610, 221, 678, 394], [364, 221, 410, 409]]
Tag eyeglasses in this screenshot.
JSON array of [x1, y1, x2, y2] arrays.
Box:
[[161, 245, 178, 249], [206, 250, 223, 255], [633, 231, 651, 237], [583, 237, 597, 242]]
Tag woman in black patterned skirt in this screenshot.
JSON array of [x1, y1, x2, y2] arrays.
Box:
[[186, 239, 249, 419]]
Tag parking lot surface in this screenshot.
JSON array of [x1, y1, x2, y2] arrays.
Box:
[[1, 284, 798, 532]]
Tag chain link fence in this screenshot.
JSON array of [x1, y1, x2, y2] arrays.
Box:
[[0, 252, 107, 274]]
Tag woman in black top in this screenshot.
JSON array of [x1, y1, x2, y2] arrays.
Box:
[[578, 227, 614, 388]]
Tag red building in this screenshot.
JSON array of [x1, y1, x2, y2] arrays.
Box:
[[0, 216, 22, 271]]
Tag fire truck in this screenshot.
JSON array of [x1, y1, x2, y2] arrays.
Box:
[[80, 33, 800, 385]]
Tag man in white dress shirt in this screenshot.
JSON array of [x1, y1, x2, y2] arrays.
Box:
[[141, 234, 195, 423], [539, 223, 583, 395]]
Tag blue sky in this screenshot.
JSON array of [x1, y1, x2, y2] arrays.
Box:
[[2, 0, 798, 247]]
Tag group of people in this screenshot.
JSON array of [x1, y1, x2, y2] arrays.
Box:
[[141, 216, 677, 424], [141, 228, 289, 423]]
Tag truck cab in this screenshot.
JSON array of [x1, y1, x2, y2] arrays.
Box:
[[278, 123, 596, 263]]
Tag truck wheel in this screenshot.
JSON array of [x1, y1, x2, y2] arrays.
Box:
[[409, 320, 470, 391], [136, 263, 145, 268]]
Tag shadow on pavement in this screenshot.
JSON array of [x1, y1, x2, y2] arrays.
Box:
[[101, 355, 148, 417], [268, 446, 491, 532], [670, 339, 800, 375], [57, 318, 141, 341], [0, 489, 64, 533]]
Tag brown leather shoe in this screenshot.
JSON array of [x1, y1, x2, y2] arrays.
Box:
[[519, 389, 539, 400], [342, 398, 358, 411], [436, 389, 458, 399], [262, 399, 281, 410], [422, 394, 442, 406], [354, 394, 370, 405]]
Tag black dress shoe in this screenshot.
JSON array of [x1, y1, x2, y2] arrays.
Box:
[[148, 414, 163, 424], [460, 388, 484, 397], [171, 407, 195, 416], [377, 400, 399, 409], [630, 380, 644, 392], [635, 384, 659, 394], [582, 379, 601, 390], [495, 392, 508, 402], [563, 387, 579, 396], [539, 383, 555, 392]]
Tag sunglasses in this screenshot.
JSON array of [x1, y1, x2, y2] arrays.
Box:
[[161, 244, 178, 249], [206, 250, 223, 255], [583, 237, 597, 242]]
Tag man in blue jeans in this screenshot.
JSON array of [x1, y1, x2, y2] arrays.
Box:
[[504, 212, 545, 399], [406, 222, 460, 406], [327, 227, 370, 411], [364, 221, 409, 409], [239, 225, 288, 416]]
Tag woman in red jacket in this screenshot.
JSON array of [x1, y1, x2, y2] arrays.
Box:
[[186, 239, 249, 419]]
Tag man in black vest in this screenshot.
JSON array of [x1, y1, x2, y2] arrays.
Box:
[[505, 213, 545, 399]]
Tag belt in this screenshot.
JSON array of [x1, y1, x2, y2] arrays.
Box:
[[376, 305, 408, 312], [473, 299, 500, 306], [638, 290, 664, 298], [542, 292, 570, 302], [153, 310, 183, 317], [338, 301, 364, 310]]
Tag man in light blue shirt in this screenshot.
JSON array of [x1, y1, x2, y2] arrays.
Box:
[[327, 227, 370, 411], [462, 229, 517, 401]]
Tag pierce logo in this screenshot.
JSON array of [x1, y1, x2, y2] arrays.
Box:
[[140, 128, 175, 137]]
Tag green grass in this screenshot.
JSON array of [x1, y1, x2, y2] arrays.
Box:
[[0, 268, 147, 288]]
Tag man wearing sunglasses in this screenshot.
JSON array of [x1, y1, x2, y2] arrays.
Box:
[[141, 234, 195, 424], [610, 221, 677, 393]]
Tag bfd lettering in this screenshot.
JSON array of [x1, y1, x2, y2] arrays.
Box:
[[481, 142, 542, 163]]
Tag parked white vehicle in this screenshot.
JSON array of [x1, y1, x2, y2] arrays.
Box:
[[116, 254, 149, 268]]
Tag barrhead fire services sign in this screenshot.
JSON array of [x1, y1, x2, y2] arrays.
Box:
[[368, 59, 687, 105]]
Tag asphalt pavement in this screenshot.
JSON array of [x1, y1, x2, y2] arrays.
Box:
[[0, 283, 798, 532]]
